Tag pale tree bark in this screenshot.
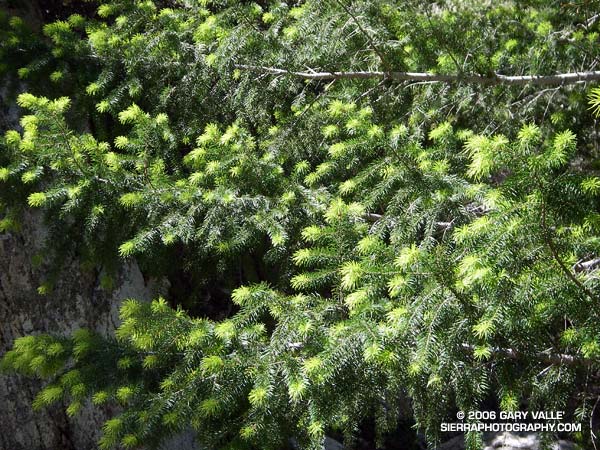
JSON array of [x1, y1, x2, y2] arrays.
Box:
[[236, 64, 600, 86]]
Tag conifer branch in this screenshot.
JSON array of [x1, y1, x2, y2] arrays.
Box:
[[540, 199, 600, 302], [235, 65, 600, 86], [331, 0, 391, 73]]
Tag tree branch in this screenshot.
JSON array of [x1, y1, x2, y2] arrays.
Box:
[[461, 343, 593, 367], [574, 257, 600, 273], [540, 199, 600, 302], [364, 213, 454, 231], [235, 64, 600, 86], [585, 13, 600, 29], [364, 212, 383, 222]]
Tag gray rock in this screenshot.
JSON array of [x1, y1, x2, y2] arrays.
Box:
[[324, 436, 345, 450], [439, 435, 465, 450], [289, 435, 345, 450], [438, 432, 578, 450], [483, 432, 577, 450], [484, 432, 539, 449]]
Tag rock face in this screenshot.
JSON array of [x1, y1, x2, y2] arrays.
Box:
[[0, 210, 166, 450]]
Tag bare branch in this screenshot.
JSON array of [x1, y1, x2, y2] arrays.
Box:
[[436, 221, 454, 230], [574, 257, 600, 273], [235, 64, 600, 86], [364, 213, 383, 222], [364, 213, 453, 231], [586, 13, 600, 29], [461, 343, 593, 367]]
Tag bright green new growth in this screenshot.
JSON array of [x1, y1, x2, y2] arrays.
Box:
[[2, 0, 600, 449]]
